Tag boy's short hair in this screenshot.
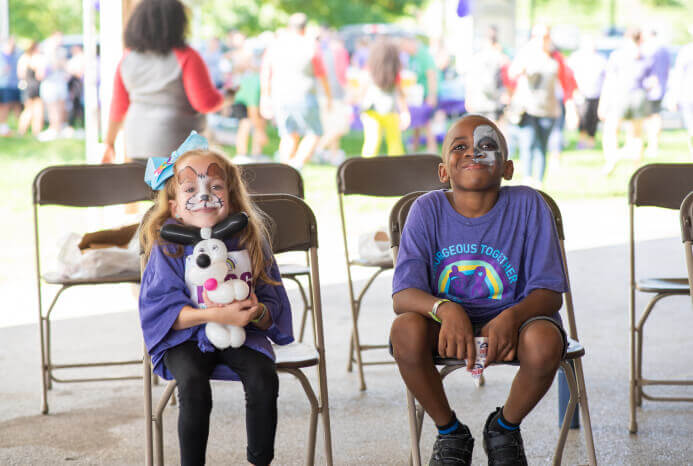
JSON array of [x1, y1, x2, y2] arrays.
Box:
[[441, 114, 509, 162]]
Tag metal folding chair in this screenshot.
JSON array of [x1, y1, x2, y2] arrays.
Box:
[[389, 190, 597, 466], [337, 154, 449, 390], [242, 162, 314, 342], [680, 190, 693, 309], [33, 163, 152, 414], [143, 194, 332, 465], [628, 164, 693, 433]]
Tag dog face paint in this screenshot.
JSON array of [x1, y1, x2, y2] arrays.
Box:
[[177, 163, 227, 212], [471, 124, 503, 167]]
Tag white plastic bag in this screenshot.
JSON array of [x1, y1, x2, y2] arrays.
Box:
[[358, 228, 391, 263], [51, 229, 140, 280]]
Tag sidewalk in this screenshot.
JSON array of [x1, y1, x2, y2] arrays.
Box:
[[1, 199, 692, 464]]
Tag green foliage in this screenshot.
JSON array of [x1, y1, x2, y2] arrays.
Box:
[[193, 0, 425, 36], [9, 0, 82, 41]]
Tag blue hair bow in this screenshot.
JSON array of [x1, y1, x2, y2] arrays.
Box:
[[144, 130, 209, 190]]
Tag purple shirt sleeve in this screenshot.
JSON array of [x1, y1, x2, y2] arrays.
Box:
[[251, 256, 294, 345], [520, 192, 568, 297], [392, 197, 435, 296]]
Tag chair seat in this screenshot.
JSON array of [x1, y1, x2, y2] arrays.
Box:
[[42, 270, 141, 286], [351, 256, 394, 268], [274, 342, 319, 369], [433, 337, 585, 367], [278, 263, 310, 277], [636, 277, 689, 294]]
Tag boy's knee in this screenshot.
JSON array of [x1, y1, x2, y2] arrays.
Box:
[[390, 313, 432, 363], [518, 321, 563, 375]]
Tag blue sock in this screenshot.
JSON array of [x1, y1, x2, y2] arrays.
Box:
[[492, 407, 520, 432], [437, 412, 461, 435]]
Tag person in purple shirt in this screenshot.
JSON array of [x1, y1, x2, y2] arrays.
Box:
[[139, 132, 293, 466], [643, 29, 670, 158], [390, 114, 567, 466]]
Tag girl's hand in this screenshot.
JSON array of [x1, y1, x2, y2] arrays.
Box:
[[203, 290, 256, 327]]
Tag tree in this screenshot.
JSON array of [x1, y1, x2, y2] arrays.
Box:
[[193, 0, 426, 37], [9, 0, 82, 41]]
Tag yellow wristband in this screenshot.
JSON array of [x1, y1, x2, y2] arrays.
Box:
[[429, 299, 449, 323], [251, 303, 267, 324]]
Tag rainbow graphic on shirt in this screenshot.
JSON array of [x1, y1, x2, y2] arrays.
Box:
[[437, 260, 504, 300]]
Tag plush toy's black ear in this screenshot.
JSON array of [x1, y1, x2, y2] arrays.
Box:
[[160, 224, 201, 245], [212, 212, 248, 240]]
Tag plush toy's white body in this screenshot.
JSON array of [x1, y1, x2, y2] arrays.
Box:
[[187, 233, 249, 349]]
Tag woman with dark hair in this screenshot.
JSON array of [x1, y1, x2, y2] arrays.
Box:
[[102, 0, 229, 163], [359, 38, 409, 157]]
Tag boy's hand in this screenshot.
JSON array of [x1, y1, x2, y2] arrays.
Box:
[[481, 310, 520, 365], [437, 302, 476, 371]]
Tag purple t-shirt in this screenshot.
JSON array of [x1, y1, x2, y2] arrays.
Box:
[[393, 186, 567, 324], [139, 235, 294, 381]]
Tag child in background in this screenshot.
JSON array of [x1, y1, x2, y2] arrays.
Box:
[[232, 47, 268, 161], [360, 38, 410, 157], [390, 114, 568, 466], [139, 131, 293, 466]]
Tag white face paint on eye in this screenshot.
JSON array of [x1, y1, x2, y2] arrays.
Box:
[[471, 124, 503, 167]]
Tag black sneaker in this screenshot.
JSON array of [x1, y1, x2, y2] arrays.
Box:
[[429, 423, 474, 466], [483, 407, 528, 466]]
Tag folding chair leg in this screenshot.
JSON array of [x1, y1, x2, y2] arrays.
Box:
[[629, 301, 638, 434], [406, 388, 422, 466], [348, 301, 367, 391], [574, 358, 597, 466], [635, 322, 644, 407], [280, 367, 323, 466], [144, 359, 153, 466], [553, 361, 579, 466], [39, 316, 49, 415]]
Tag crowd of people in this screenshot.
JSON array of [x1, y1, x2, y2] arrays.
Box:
[[3, 6, 693, 185], [0, 32, 84, 140]]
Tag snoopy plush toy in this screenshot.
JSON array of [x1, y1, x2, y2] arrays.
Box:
[[161, 212, 250, 349]]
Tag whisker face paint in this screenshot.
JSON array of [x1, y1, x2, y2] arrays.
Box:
[[177, 163, 227, 212], [471, 124, 503, 167]]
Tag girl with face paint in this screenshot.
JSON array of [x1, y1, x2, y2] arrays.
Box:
[[391, 114, 569, 466], [140, 147, 293, 466]]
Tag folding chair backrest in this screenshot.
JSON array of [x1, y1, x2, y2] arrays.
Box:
[[252, 194, 318, 254], [628, 163, 693, 210], [680, 192, 693, 308], [337, 155, 449, 196], [242, 163, 304, 198], [388, 188, 579, 340], [33, 163, 152, 207]]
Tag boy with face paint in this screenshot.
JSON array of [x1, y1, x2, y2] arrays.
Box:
[[390, 114, 568, 465]]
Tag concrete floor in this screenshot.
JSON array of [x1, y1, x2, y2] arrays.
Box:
[[1, 233, 693, 464]]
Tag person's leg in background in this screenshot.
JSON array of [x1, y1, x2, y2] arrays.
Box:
[[548, 103, 565, 170], [532, 116, 556, 185], [644, 100, 662, 158], [381, 111, 404, 155], [361, 110, 383, 158], [0, 91, 11, 136], [683, 102, 693, 156], [517, 115, 536, 186], [248, 106, 268, 156], [235, 117, 251, 156], [293, 95, 324, 168]]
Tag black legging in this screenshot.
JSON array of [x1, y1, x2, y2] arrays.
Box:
[[164, 340, 279, 466]]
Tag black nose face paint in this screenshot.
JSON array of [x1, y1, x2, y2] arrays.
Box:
[[471, 124, 503, 167]]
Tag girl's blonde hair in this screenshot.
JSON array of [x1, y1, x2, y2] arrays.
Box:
[[140, 149, 277, 285]]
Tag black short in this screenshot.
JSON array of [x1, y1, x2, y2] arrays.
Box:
[[578, 98, 600, 137], [230, 102, 248, 119], [646, 99, 663, 116]]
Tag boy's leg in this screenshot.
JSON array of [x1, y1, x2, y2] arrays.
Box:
[[163, 341, 218, 466], [390, 312, 452, 426], [502, 318, 564, 424], [219, 346, 279, 466], [483, 318, 564, 465]]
